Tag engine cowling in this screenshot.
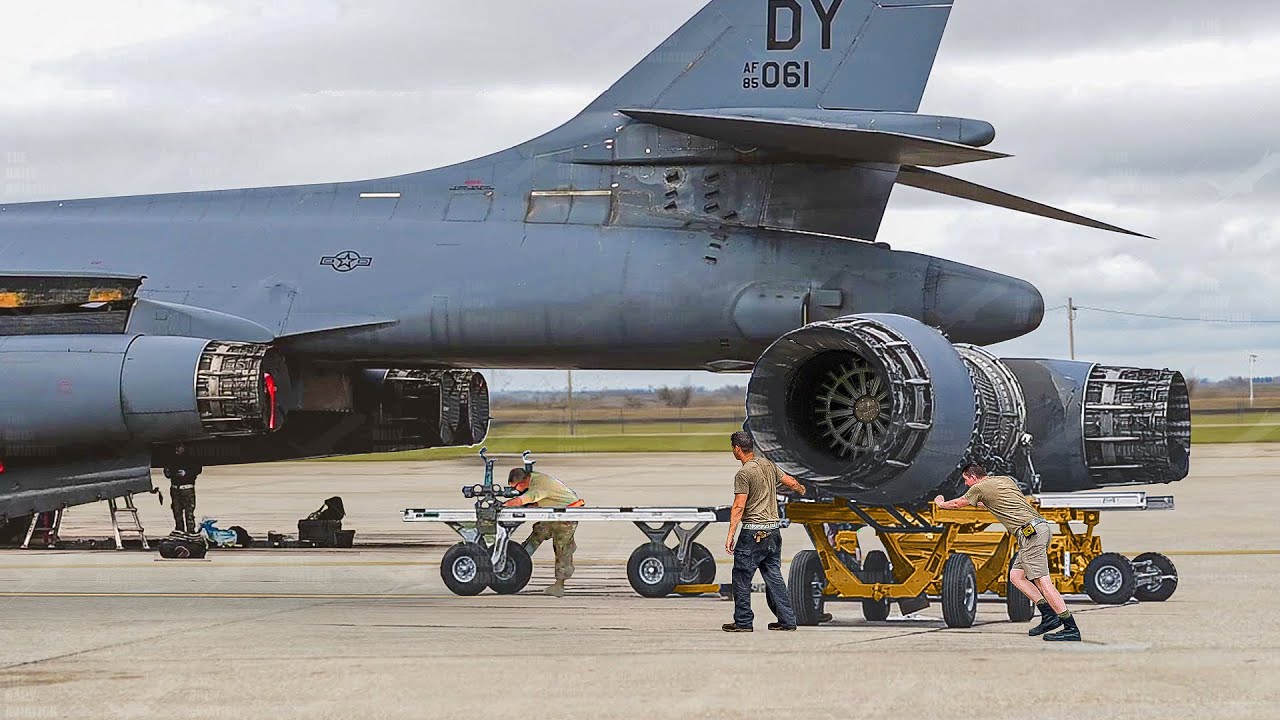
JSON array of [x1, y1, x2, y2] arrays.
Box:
[[747, 314, 1191, 505], [151, 368, 491, 466], [0, 335, 278, 455], [1006, 359, 1190, 491]]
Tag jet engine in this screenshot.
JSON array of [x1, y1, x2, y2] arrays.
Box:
[[0, 335, 280, 455], [151, 368, 490, 466], [746, 314, 1191, 505]]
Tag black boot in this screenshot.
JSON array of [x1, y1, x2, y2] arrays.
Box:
[[1044, 612, 1081, 642], [1028, 602, 1062, 637]]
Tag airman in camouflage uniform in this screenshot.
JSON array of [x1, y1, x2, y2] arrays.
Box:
[[506, 468, 584, 597]]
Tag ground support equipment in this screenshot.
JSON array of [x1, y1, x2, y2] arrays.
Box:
[[404, 448, 729, 597], [785, 491, 1177, 629]]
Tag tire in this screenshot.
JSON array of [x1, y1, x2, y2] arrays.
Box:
[[860, 550, 892, 622], [1006, 553, 1035, 622], [1132, 552, 1178, 602], [441, 543, 493, 596], [489, 542, 534, 595], [677, 542, 717, 585], [941, 553, 978, 628], [627, 543, 678, 598], [1083, 552, 1136, 605], [788, 550, 828, 626]]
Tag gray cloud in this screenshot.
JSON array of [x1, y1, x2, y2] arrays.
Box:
[[2, 0, 1279, 384], [939, 0, 1280, 59]]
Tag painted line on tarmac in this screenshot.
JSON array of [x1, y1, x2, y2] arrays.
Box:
[[1118, 549, 1280, 557], [4, 551, 1277, 572], [0, 591, 455, 600], [0, 560, 437, 569]]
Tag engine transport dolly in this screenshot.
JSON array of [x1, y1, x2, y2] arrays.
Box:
[[403, 448, 730, 597], [784, 490, 1179, 628]]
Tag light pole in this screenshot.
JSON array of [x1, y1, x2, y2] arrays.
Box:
[[1249, 353, 1259, 408], [1067, 297, 1077, 360]]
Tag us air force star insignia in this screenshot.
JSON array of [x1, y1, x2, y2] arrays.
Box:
[[320, 250, 373, 273]]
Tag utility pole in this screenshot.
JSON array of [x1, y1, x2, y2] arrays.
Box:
[[567, 370, 576, 436], [1068, 297, 1077, 360], [1249, 353, 1259, 408]]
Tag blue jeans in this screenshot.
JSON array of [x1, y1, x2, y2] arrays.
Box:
[[732, 528, 796, 628]]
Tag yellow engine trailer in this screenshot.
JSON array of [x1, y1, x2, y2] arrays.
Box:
[[784, 491, 1178, 628]]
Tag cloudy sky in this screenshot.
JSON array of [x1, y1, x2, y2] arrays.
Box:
[[1, 1, 1276, 392]]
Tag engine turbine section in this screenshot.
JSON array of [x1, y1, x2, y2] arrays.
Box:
[[747, 314, 977, 505], [955, 344, 1029, 478]]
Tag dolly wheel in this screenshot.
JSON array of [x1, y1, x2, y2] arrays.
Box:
[[627, 543, 678, 598], [441, 543, 494, 596], [1084, 552, 1136, 605], [1133, 552, 1177, 602], [1006, 553, 1035, 622], [789, 550, 828, 626], [489, 542, 534, 595], [941, 553, 978, 628], [678, 542, 718, 586], [860, 550, 892, 622]]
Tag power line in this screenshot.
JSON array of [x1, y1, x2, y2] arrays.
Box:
[[1042, 303, 1280, 324], [1076, 305, 1280, 325]]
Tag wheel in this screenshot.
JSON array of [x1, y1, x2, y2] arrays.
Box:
[[788, 550, 828, 626], [860, 550, 892, 622], [941, 553, 978, 628], [1006, 553, 1035, 622], [677, 542, 717, 585], [489, 542, 534, 595], [1132, 552, 1178, 602], [1083, 552, 1136, 605], [441, 543, 493, 596], [627, 543, 678, 598]]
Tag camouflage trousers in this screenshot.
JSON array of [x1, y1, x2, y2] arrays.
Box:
[[171, 486, 197, 535], [524, 521, 577, 581]]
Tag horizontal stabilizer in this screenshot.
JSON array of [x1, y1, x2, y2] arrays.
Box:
[[622, 109, 1008, 168], [896, 166, 1151, 238]]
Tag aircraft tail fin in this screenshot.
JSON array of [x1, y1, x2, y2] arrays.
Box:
[[588, 0, 955, 114]]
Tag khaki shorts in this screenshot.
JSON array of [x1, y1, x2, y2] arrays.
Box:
[[1012, 523, 1052, 581]]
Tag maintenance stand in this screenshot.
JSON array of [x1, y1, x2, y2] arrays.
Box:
[[403, 449, 726, 597], [405, 449, 1179, 627], [785, 491, 1178, 628]]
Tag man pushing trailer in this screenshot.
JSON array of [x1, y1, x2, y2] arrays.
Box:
[[935, 464, 1082, 641], [505, 466, 585, 597]]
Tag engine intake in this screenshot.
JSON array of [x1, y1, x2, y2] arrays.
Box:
[[747, 314, 976, 505]]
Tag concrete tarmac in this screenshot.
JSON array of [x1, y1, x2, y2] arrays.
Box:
[[1, 445, 1278, 719]]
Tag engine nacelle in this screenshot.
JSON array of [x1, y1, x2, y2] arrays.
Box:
[[152, 368, 490, 466], [1006, 359, 1190, 491], [747, 315, 1191, 505], [0, 335, 278, 456]]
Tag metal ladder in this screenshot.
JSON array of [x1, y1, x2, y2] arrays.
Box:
[[20, 510, 63, 549], [108, 494, 149, 550]]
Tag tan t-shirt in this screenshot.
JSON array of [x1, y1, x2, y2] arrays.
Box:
[[734, 457, 782, 525], [963, 475, 1039, 534], [521, 472, 580, 508]]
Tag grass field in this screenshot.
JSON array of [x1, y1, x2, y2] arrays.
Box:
[[326, 432, 727, 461], [321, 413, 1275, 462], [1191, 424, 1280, 444]]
